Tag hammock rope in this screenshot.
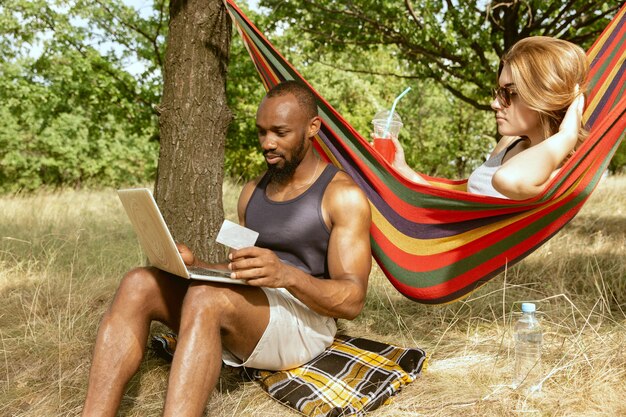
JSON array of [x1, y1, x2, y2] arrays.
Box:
[[225, 0, 626, 304]]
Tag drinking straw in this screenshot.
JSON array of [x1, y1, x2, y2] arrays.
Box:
[[383, 86, 412, 137]]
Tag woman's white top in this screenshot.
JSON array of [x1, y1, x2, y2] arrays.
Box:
[[467, 138, 525, 198]]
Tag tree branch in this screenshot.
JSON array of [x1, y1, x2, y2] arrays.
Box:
[[317, 59, 420, 80], [299, 0, 466, 64], [92, 0, 164, 70], [404, 0, 423, 30], [443, 0, 491, 77], [38, 8, 158, 115]]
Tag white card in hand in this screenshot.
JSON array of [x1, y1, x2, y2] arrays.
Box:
[[216, 219, 259, 250]]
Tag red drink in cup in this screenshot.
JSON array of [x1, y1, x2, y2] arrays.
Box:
[[372, 110, 403, 164], [373, 137, 396, 163]]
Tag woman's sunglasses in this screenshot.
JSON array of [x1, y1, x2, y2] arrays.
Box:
[[492, 86, 516, 107]]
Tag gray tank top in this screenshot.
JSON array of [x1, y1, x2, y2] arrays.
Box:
[[467, 138, 526, 198], [245, 164, 339, 278]]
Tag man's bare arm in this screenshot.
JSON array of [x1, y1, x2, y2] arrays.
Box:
[[302, 175, 371, 318]]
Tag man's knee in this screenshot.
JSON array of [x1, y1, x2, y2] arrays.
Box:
[[114, 266, 164, 306], [181, 284, 239, 324]]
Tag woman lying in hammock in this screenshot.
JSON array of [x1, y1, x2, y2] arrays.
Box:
[[390, 36, 589, 200]]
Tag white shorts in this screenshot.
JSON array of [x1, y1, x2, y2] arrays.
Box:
[[221, 287, 337, 371]]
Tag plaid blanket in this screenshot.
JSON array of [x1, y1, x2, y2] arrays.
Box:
[[151, 334, 426, 417], [245, 335, 426, 417]]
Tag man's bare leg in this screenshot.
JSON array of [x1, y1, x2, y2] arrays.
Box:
[[162, 283, 270, 417], [82, 267, 188, 417]]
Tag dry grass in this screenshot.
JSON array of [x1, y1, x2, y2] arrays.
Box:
[[0, 176, 625, 416]]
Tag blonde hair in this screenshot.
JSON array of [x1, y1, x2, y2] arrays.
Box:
[[500, 36, 589, 145]]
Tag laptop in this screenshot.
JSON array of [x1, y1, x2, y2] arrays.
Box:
[[117, 187, 246, 285]]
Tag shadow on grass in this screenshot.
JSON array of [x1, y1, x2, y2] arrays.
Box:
[[117, 350, 249, 414], [566, 214, 626, 239], [360, 248, 626, 335]]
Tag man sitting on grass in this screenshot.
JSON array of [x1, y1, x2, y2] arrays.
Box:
[[81, 80, 372, 417]]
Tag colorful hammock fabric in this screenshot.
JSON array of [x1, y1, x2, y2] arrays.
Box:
[[225, 0, 626, 304]]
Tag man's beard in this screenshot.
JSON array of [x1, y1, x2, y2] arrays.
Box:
[[266, 136, 306, 184]]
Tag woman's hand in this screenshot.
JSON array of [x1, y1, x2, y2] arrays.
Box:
[[388, 135, 430, 185], [388, 135, 409, 170], [369, 133, 408, 169], [369, 132, 429, 184], [559, 90, 585, 146]]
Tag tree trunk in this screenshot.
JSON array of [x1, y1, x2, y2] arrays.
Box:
[[155, 0, 232, 262]]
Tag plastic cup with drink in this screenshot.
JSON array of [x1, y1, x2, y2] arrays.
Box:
[[371, 87, 411, 164], [372, 110, 403, 163]]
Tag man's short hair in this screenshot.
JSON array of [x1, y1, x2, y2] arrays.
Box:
[[265, 81, 318, 120]]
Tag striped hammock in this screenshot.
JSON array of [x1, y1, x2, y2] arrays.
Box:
[[225, 0, 626, 304]]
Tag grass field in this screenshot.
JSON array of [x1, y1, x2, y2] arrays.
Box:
[[1, 177, 625, 416]]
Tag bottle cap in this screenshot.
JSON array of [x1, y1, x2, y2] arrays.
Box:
[[521, 302, 536, 313]]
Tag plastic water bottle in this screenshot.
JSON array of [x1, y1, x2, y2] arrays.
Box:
[[513, 302, 543, 393]]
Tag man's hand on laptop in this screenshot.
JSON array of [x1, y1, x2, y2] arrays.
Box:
[[176, 242, 233, 277], [176, 243, 196, 266]]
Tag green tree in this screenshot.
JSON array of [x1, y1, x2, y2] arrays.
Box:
[[0, 0, 234, 258], [260, 0, 621, 109], [0, 0, 165, 192], [258, 0, 625, 174], [257, 28, 494, 178], [0, 0, 272, 193]]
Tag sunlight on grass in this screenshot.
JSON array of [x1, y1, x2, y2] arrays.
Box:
[[0, 176, 624, 416]]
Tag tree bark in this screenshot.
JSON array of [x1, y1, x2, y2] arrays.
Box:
[[156, 0, 232, 262]]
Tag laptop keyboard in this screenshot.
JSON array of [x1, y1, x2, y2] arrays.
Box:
[[187, 266, 232, 278]]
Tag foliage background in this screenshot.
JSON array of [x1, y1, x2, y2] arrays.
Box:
[[0, 0, 623, 193]]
